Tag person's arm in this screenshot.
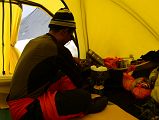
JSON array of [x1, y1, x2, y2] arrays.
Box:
[[56, 45, 84, 88]]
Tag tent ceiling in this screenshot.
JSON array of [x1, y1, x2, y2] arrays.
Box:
[[19, 0, 158, 59]]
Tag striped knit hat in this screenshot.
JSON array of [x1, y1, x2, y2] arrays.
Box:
[[49, 8, 76, 28]]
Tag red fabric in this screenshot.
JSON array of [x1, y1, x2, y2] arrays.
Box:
[[48, 75, 76, 92], [123, 65, 137, 91], [132, 87, 152, 99], [123, 66, 152, 99], [103, 57, 123, 68], [38, 76, 84, 120], [123, 72, 136, 91], [7, 98, 34, 120], [126, 65, 136, 73], [38, 91, 84, 120], [7, 76, 84, 120]]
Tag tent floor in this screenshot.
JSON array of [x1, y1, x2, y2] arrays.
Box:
[[72, 104, 138, 120]]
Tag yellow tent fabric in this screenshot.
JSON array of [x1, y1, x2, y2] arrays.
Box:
[[0, 1, 22, 75], [81, 0, 159, 58], [0, 0, 159, 119], [9, 4, 22, 74], [0, 0, 64, 75], [1, 0, 159, 74], [68, 0, 159, 58], [19, 0, 64, 15]]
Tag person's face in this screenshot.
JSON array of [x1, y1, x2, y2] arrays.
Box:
[[62, 28, 74, 45]]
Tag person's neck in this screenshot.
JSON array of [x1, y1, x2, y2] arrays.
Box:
[[48, 31, 64, 45], [49, 31, 57, 39], [49, 31, 63, 42]]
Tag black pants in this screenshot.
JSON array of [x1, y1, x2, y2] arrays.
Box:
[[20, 99, 43, 120], [55, 89, 92, 116], [21, 89, 107, 120]]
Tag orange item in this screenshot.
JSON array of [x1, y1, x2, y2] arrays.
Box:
[[132, 87, 152, 99], [123, 73, 135, 91]]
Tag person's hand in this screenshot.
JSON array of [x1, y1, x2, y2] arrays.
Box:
[[73, 57, 81, 65], [74, 57, 88, 68]]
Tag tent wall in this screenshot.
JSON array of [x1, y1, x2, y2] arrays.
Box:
[[0, 2, 22, 75], [74, 0, 159, 59], [65, 0, 88, 58], [0, 0, 64, 75], [1, 0, 159, 74], [19, 0, 65, 16]]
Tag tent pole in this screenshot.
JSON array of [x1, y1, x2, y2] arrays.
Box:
[[60, 0, 80, 58], [60, 0, 68, 9], [9, 0, 12, 38], [74, 31, 80, 58], [1, 0, 5, 75]]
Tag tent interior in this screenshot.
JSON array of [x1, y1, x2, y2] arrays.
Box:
[[1, 0, 159, 120]]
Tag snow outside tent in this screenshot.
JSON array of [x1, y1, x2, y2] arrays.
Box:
[[0, 0, 159, 120]]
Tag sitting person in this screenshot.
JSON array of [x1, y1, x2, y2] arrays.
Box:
[[6, 8, 107, 120]]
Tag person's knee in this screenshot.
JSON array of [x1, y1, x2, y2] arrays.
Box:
[[86, 96, 108, 114], [55, 89, 91, 115]]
